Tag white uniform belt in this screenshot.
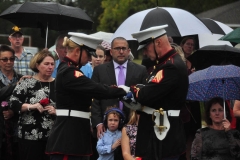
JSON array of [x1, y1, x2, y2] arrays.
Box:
[[142, 106, 180, 116], [56, 109, 90, 119]]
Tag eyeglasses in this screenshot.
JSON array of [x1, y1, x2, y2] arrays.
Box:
[[11, 35, 23, 39], [0, 57, 15, 62], [113, 47, 128, 52]]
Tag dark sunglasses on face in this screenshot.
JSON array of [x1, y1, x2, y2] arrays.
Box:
[[0, 57, 15, 62]]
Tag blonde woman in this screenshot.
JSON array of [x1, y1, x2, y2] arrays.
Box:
[[45, 32, 127, 160]]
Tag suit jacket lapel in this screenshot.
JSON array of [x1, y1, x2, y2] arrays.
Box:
[[106, 61, 117, 85], [125, 61, 134, 86]]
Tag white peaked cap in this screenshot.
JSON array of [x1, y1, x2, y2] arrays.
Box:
[[132, 25, 168, 50], [68, 32, 103, 50]]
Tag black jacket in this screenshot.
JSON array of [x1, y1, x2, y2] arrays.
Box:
[[131, 49, 189, 159], [91, 61, 148, 130], [0, 71, 22, 149], [45, 57, 126, 156]]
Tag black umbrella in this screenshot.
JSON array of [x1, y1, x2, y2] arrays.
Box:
[[187, 45, 240, 70], [0, 2, 93, 47]]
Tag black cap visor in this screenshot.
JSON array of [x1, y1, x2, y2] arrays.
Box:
[[82, 46, 97, 58]]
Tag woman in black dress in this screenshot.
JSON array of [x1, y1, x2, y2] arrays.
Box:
[[10, 50, 56, 160], [191, 97, 240, 160]]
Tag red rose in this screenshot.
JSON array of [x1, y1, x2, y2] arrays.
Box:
[[39, 98, 49, 106]]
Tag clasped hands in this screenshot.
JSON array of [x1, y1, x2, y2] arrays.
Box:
[[27, 103, 56, 115]]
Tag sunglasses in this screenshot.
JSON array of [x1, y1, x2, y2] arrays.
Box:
[[0, 57, 15, 62]]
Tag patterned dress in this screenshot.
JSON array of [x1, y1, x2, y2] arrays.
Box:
[[125, 124, 138, 157], [191, 127, 240, 160], [9, 78, 55, 141]]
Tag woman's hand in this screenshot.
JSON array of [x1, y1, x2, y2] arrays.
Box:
[[30, 103, 46, 113], [18, 75, 32, 83], [222, 119, 231, 131], [44, 105, 56, 115]]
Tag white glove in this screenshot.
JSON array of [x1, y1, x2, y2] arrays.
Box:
[[118, 85, 130, 93]]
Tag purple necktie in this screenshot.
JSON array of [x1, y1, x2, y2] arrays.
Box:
[[118, 65, 125, 110]]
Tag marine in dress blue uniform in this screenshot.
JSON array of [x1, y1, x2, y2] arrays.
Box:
[[127, 25, 189, 160], [45, 32, 126, 160]]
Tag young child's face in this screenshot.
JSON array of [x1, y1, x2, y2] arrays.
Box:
[[107, 113, 120, 132]]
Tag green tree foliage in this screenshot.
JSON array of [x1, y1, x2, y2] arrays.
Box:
[[0, 0, 238, 48], [175, 0, 238, 14], [98, 0, 238, 32], [76, 0, 103, 33], [98, 0, 156, 32]]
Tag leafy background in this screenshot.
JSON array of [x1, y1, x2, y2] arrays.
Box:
[[0, 0, 237, 50]]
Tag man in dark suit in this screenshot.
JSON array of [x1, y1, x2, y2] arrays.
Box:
[[91, 37, 148, 139]]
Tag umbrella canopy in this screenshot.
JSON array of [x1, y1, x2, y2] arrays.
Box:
[[90, 31, 113, 43], [0, 2, 93, 30], [111, 7, 212, 41], [198, 34, 233, 48], [198, 18, 233, 47], [187, 65, 240, 101], [187, 45, 240, 70], [90, 31, 113, 50], [219, 27, 240, 44], [0, 2, 93, 47], [199, 18, 233, 35]]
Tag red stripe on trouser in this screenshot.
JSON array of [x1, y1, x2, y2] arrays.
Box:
[[63, 155, 68, 160]]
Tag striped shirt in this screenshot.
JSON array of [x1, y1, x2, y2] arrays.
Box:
[[14, 49, 35, 76]]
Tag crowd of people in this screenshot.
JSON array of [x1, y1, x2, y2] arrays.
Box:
[[0, 24, 240, 160]]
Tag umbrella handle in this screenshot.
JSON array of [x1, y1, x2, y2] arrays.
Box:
[[45, 23, 48, 48], [223, 100, 226, 119], [222, 80, 226, 119]]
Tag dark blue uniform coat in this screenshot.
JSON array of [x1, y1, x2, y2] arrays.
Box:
[[46, 57, 126, 156], [131, 49, 189, 159]]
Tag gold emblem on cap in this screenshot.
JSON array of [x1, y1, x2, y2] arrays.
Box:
[[12, 26, 21, 32]]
